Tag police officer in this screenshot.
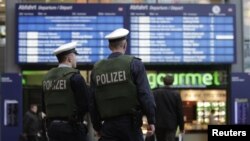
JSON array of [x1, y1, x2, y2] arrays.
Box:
[[42, 42, 89, 141], [89, 28, 156, 141]]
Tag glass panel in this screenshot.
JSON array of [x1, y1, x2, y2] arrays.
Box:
[[244, 0, 250, 72], [181, 90, 226, 131], [0, 25, 6, 47]]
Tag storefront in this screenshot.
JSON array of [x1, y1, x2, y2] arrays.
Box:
[[146, 64, 230, 133]]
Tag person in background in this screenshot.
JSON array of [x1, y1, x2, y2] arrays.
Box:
[[153, 74, 184, 141], [89, 28, 156, 141], [42, 42, 89, 141], [208, 109, 218, 125], [23, 104, 42, 141]]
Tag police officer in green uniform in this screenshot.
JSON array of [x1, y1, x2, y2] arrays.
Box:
[[42, 42, 89, 141], [90, 28, 156, 141]]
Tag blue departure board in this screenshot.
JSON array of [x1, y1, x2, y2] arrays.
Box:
[[129, 5, 235, 63], [16, 4, 236, 64], [16, 4, 127, 63]]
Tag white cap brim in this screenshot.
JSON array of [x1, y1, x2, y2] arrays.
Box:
[[53, 42, 78, 55], [105, 28, 129, 40]]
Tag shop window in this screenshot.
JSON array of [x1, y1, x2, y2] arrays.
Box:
[[181, 90, 226, 130]]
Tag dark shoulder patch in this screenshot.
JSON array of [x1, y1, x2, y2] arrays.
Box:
[[94, 59, 106, 68], [133, 57, 141, 60], [63, 68, 79, 76]]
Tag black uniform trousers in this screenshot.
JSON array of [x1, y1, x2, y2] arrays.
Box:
[[155, 128, 176, 141], [27, 135, 39, 141], [99, 116, 143, 141], [47, 121, 87, 141]]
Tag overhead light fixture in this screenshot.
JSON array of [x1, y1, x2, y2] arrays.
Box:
[[198, 0, 210, 4]]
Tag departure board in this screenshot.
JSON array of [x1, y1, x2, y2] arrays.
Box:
[[16, 4, 236, 64], [16, 4, 127, 63], [130, 5, 235, 63]]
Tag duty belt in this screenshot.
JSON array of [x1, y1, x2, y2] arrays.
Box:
[[52, 120, 68, 123], [51, 119, 83, 125]]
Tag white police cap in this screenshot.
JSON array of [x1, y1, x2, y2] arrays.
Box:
[[105, 28, 129, 42], [53, 42, 79, 56]]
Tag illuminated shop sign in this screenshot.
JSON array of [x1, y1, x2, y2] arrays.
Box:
[[147, 71, 226, 89]]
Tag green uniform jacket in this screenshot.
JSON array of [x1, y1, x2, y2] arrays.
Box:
[[93, 55, 139, 119], [42, 67, 78, 118]]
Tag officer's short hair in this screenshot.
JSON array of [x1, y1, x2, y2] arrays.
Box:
[[56, 54, 67, 63], [163, 74, 174, 86], [109, 39, 126, 49]]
